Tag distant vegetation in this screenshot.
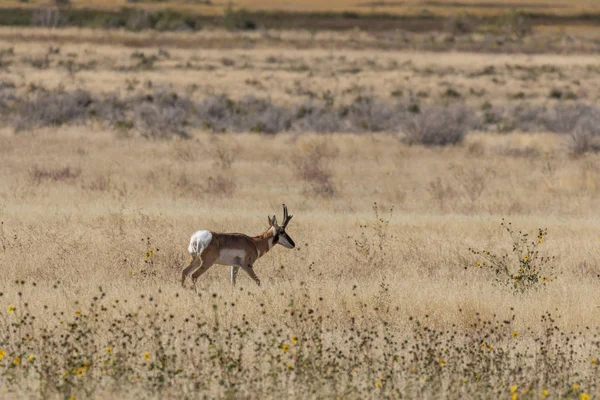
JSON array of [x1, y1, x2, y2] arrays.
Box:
[[0, 5, 599, 34]]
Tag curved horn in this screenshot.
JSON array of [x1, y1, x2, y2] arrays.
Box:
[[282, 204, 293, 228]]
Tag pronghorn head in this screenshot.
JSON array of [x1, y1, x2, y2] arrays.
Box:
[[268, 204, 295, 249]]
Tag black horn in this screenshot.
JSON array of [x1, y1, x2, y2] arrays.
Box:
[[282, 204, 293, 228]]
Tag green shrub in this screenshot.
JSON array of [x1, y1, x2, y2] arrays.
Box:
[[469, 219, 558, 293]]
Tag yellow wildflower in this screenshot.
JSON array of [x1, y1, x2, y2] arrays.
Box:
[[28, 354, 35, 361], [591, 358, 597, 364], [512, 331, 518, 338], [8, 305, 15, 314], [523, 255, 529, 262], [13, 357, 20, 366], [541, 389, 548, 397], [439, 359, 446, 367], [145, 252, 150, 259], [376, 380, 382, 388], [510, 385, 518, 393], [287, 365, 294, 370], [144, 352, 150, 361], [76, 368, 85, 376], [69, 397, 77, 400], [149, 248, 153, 254], [291, 336, 298, 344], [572, 384, 579, 391], [580, 393, 590, 400], [75, 310, 81, 316], [512, 394, 518, 400], [0, 349, 5, 361], [281, 344, 289, 353], [106, 347, 112, 354], [476, 262, 481, 268]]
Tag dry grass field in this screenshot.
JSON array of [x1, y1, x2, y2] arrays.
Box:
[[0, 24, 600, 399]]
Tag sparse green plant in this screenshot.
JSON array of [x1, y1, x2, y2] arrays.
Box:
[[469, 219, 558, 293]]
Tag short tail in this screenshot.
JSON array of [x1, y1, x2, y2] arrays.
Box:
[[188, 230, 213, 256]]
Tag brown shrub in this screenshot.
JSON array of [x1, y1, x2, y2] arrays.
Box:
[[30, 165, 81, 184]]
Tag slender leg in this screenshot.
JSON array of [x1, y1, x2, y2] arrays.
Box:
[[240, 264, 262, 288], [191, 252, 217, 287], [182, 256, 201, 286], [230, 266, 240, 286]]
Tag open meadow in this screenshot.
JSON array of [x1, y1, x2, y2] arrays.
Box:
[[0, 14, 600, 400]]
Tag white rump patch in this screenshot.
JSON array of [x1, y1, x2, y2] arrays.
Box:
[[188, 230, 213, 255], [217, 249, 246, 266]]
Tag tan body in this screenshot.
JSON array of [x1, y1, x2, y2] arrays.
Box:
[[181, 204, 295, 288]]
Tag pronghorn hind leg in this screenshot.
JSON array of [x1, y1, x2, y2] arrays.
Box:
[[182, 256, 201, 287], [240, 264, 261, 288], [191, 251, 217, 288], [230, 266, 240, 286]]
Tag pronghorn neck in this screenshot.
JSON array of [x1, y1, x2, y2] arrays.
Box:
[[253, 226, 276, 258]]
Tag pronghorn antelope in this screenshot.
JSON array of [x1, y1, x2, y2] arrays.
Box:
[[182, 204, 295, 288]]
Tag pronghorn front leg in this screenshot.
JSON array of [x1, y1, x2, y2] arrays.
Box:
[[230, 266, 240, 286], [240, 264, 262, 288]]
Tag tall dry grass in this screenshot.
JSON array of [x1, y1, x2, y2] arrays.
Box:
[[0, 30, 600, 398], [0, 127, 599, 397]]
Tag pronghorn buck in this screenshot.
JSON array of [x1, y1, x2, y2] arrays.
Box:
[[182, 204, 295, 288]]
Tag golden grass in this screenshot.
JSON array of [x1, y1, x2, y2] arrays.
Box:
[[1, 127, 600, 397], [1, 32, 600, 398]]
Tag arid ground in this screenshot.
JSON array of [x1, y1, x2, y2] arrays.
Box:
[[0, 10, 600, 399]]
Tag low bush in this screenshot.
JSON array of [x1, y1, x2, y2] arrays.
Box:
[[402, 105, 473, 146], [469, 219, 558, 293], [14, 89, 92, 132], [569, 116, 600, 156]]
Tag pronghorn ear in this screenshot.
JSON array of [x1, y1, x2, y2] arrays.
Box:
[[268, 216, 273, 226]]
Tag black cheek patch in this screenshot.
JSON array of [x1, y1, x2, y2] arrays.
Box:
[[273, 235, 279, 244]]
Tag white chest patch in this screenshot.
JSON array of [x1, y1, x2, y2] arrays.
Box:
[[217, 249, 247, 266]]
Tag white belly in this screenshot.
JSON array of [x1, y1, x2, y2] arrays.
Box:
[[217, 249, 246, 266]]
